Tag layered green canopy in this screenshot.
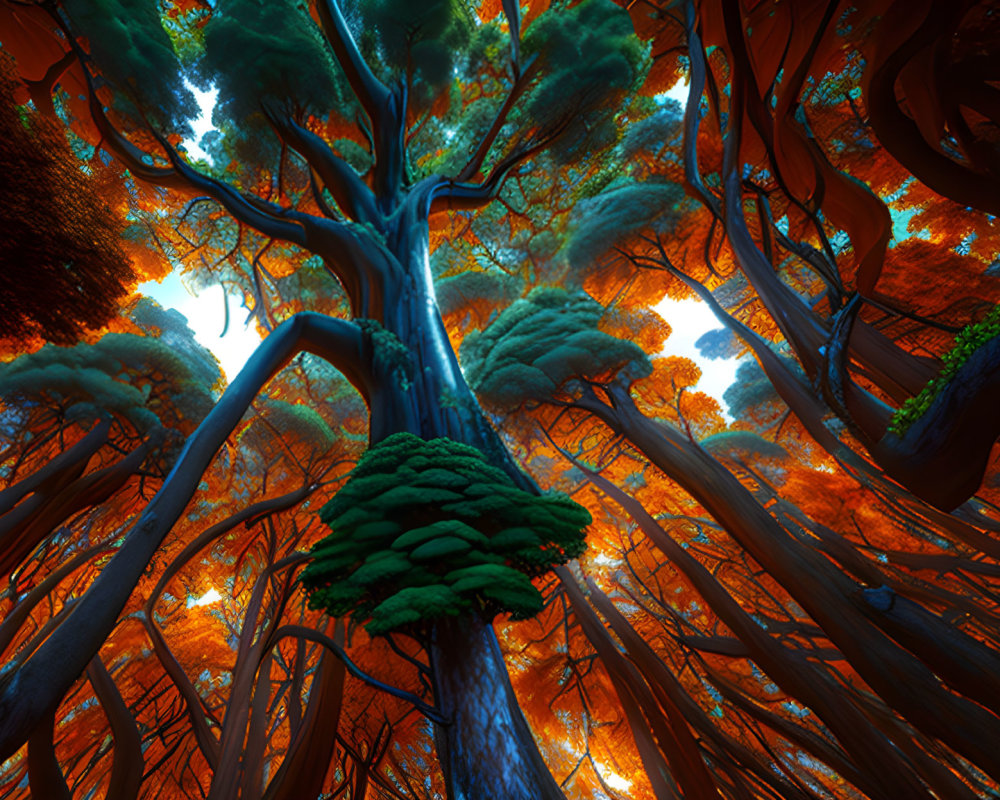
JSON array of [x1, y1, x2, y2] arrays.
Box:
[[301, 432, 590, 635], [461, 286, 651, 407]]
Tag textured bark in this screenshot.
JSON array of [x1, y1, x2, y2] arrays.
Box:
[[429, 615, 565, 800]]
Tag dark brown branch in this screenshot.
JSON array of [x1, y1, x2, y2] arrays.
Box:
[[86, 656, 143, 800]]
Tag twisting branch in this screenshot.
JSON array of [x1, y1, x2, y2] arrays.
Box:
[[262, 104, 378, 224], [271, 625, 446, 724]]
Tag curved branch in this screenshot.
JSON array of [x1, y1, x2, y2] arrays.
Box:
[[142, 485, 314, 770], [68, 37, 310, 247], [86, 656, 143, 800], [864, 2, 1000, 215], [0, 539, 112, 658], [27, 710, 71, 800], [264, 107, 378, 224], [0, 418, 110, 517], [149, 130, 309, 247], [271, 624, 446, 724], [0, 313, 366, 761], [315, 0, 390, 124], [429, 139, 547, 214], [682, 1, 722, 220], [263, 621, 346, 800]]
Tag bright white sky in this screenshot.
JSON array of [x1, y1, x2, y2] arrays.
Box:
[[140, 76, 742, 411]]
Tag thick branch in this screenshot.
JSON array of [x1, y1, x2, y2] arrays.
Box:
[[27, 711, 71, 800], [263, 621, 346, 800], [682, 1, 722, 219], [0, 313, 366, 761], [142, 486, 313, 770], [265, 107, 378, 224], [315, 0, 390, 124]]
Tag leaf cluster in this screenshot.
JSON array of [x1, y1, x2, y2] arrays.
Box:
[[198, 0, 355, 156], [461, 286, 651, 407], [357, 0, 474, 106], [565, 179, 684, 270], [300, 432, 590, 635], [0, 304, 219, 446], [64, 0, 197, 131], [888, 305, 1000, 436], [519, 0, 648, 162]]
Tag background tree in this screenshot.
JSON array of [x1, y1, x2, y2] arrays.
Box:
[[0, 55, 136, 347], [1, 0, 1000, 798]]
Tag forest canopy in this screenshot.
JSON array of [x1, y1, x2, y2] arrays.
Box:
[[1, 1, 1000, 799]]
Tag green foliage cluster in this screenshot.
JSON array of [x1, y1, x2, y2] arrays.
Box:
[[199, 0, 354, 150], [888, 306, 1000, 436], [520, 0, 647, 162], [300, 432, 590, 635], [0, 300, 219, 447], [241, 396, 336, 463], [64, 0, 196, 131], [565, 179, 684, 269], [695, 328, 740, 361], [723, 360, 780, 418], [358, 0, 474, 104], [461, 287, 651, 408]]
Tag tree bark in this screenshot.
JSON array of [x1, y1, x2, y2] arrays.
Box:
[[429, 615, 565, 800]]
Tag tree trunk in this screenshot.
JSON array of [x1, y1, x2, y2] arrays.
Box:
[[359, 213, 565, 798], [429, 615, 565, 800]]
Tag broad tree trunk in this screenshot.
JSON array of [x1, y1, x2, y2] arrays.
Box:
[[359, 199, 536, 492], [337, 204, 562, 796], [429, 615, 565, 800]]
